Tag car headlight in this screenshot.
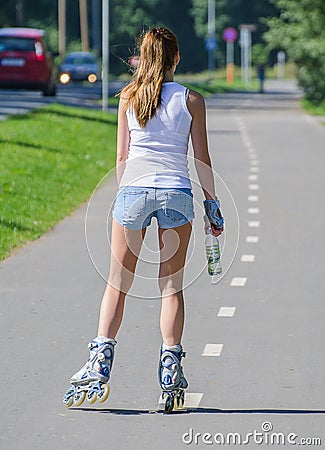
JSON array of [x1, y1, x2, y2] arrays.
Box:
[[88, 73, 97, 83], [59, 73, 70, 84]]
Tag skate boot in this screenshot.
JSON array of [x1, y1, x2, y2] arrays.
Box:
[[63, 336, 116, 407], [158, 343, 188, 413]]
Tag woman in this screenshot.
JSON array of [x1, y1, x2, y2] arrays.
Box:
[[63, 27, 223, 413]]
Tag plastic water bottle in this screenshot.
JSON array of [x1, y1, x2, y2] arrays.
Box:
[[205, 227, 222, 276]]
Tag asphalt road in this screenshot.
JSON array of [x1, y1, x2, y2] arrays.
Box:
[[0, 80, 324, 449], [0, 81, 124, 119]]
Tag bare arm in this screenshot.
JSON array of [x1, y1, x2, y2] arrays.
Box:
[[187, 90, 215, 200], [187, 90, 223, 236], [116, 98, 130, 185]]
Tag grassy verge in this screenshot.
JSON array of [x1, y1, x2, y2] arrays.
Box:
[[175, 69, 259, 96], [182, 79, 259, 97], [301, 99, 325, 116], [0, 104, 117, 261]]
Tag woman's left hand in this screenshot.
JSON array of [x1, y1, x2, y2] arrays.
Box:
[[210, 224, 223, 237]]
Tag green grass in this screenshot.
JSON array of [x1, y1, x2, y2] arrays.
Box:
[[182, 79, 259, 97], [301, 99, 325, 116], [175, 68, 259, 96], [0, 104, 117, 260]]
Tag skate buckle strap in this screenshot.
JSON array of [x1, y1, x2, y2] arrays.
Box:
[[161, 349, 186, 368]]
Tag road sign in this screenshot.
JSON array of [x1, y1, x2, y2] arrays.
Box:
[[205, 37, 218, 51], [222, 27, 238, 43]]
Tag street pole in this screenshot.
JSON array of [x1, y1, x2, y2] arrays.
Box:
[[79, 0, 89, 52], [208, 0, 216, 72], [277, 51, 286, 79], [239, 24, 256, 86], [102, 0, 109, 111], [58, 0, 66, 58], [16, 0, 24, 26], [91, 0, 101, 55], [226, 41, 234, 83]]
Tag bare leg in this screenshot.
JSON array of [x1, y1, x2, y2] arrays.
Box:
[[158, 222, 192, 346], [97, 219, 146, 339]]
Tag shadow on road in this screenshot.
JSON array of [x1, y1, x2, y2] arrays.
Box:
[[72, 407, 325, 416]]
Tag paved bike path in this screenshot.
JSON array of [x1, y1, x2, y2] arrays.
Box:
[[1, 81, 324, 449]]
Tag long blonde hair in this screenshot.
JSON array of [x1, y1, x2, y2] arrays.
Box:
[[120, 27, 179, 128]]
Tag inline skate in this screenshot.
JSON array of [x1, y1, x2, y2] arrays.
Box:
[[63, 336, 116, 407], [158, 344, 188, 413]]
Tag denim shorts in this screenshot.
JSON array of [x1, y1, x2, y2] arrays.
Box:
[[112, 186, 195, 230]]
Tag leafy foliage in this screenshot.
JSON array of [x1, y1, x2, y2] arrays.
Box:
[[263, 0, 325, 104], [0, 0, 278, 73]]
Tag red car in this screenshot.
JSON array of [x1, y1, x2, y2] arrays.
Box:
[[0, 27, 56, 96]]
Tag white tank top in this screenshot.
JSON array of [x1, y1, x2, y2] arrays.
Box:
[[120, 82, 192, 188]]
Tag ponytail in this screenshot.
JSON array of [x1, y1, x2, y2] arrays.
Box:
[[120, 28, 179, 128]]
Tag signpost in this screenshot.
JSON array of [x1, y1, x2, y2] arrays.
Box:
[[222, 27, 238, 84], [58, 0, 66, 57], [102, 0, 109, 111], [207, 0, 216, 72], [239, 24, 256, 86], [277, 51, 286, 79]]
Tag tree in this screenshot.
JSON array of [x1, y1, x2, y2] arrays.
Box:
[[190, 0, 278, 67], [263, 0, 325, 104], [110, 0, 206, 74]]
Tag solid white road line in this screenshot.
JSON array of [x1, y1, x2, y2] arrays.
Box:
[[248, 195, 259, 201], [248, 221, 260, 228], [230, 277, 247, 287], [246, 236, 259, 243], [248, 207, 260, 214], [241, 254, 255, 262], [218, 307, 236, 317], [202, 344, 224, 356]]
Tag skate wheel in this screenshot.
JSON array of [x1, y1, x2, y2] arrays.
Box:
[[178, 393, 184, 409], [164, 394, 174, 414], [87, 391, 97, 404], [74, 390, 86, 407], [63, 386, 75, 407], [64, 396, 74, 407], [98, 384, 110, 403]]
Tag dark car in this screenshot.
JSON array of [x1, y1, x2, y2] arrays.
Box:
[[59, 52, 99, 84], [0, 27, 56, 96]]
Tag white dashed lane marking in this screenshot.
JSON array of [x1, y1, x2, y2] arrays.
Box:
[[241, 254, 255, 262], [250, 166, 259, 173], [248, 195, 259, 201], [158, 393, 204, 409], [249, 184, 259, 190], [246, 236, 259, 243], [248, 174, 259, 181], [202, 344, 224, 356], [217, 307, 236, 317], [183, 393, 204, 409], [248, 221, 260, 228], [250, 160, 259, 165], [230, 277, 247, 287], [248, 207, 260, 214]]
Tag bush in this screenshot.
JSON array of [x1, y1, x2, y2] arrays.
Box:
[[263, 0, 325, 105]]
